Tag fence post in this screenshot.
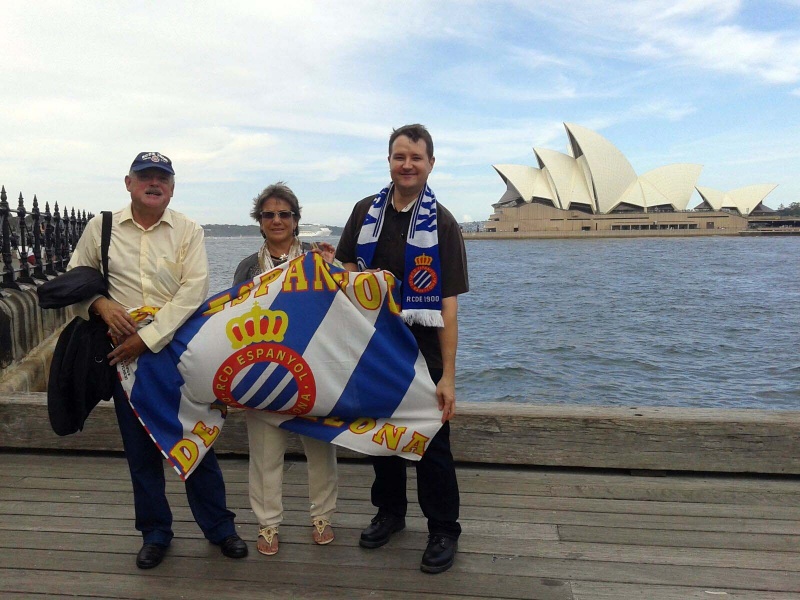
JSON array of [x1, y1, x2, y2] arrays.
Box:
[[52, 202, 67, 272], [15, 193, 34, 285], [43, 202, 56, 276], [30, 195, 46, 281], [0, 186, 20, 290]]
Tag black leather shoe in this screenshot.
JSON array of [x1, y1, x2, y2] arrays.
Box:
[[420, 534, 457, 574], [359, 513, 405, 549], [219, 534, 248, 559], [136, 543, 167, 569]]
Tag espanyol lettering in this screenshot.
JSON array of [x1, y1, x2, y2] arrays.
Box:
[[382, 272, 402, 315], [372, 423, 407, 451], [343, 417, 430, 456], [401, 431, 430, 457], [213, 343, 317, 415], [170, 439, 199, 472], [192, 421, 219, 447], [353, 273, 381, 310], [204, 253, 358, 317]]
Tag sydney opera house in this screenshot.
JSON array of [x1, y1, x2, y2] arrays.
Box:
[[485, 123, 777, 236]]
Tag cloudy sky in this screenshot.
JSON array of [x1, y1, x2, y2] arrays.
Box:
[[2, 0, 798, 226]]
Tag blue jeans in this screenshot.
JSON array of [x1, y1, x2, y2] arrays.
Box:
[[369, 369, 461, 539], [114, 383, 237, 546]]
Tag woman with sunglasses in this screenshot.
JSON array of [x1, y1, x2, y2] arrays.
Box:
[[233, 182, 338, 556]]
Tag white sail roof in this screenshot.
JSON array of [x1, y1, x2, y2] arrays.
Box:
[[696, 184, 778, 214], [492, 124, 777, 216], [564, 123, 638, 214], [533, 148, 593, 211], [616, 163, 703, 211], [492, 164, 541, 203]]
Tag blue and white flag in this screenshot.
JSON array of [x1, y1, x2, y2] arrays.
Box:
[[117, 252, 442, 479]]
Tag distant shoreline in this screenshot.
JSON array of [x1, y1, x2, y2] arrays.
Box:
[[462, 228, 800, 240], [202, 224, 343, 237]]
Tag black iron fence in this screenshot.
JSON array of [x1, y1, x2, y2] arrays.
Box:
[[0, 185, 93, 290]]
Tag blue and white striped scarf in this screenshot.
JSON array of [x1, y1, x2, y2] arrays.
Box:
[[356, 183, 443, 327]]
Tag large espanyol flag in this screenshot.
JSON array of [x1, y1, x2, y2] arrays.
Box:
[[117, 252, 442, 480]]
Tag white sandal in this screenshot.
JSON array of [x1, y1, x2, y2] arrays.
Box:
[[257, 525, 279, 556], [312, 518, 335, 545]]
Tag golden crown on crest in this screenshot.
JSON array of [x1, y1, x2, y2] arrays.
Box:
[[414, 253, 434, 267], [226, 302, 289, 349]]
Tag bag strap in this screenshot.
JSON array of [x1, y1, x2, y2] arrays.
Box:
[[100, 211, 111, 290]]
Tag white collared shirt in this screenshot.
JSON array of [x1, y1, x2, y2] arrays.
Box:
[[68, 204, 209, 352], [390, 189, 417, 213]]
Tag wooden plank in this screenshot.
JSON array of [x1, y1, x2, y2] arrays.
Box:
[[5, 454, 800, 532], [5, 529, 799, 572], [6, 463, 799, 510], [0, 548, 574, 600], [4, 541, 797, 594], [0, 569, 510, 600], [449, 555, 800, 593], [541, 482, 800, 506], [8, 482, 800, 521], [0, 513, 555, 547], [0, 503, 559, 540], [4, 394, 800, 474], [571, 581, 800, 600], [559, 525, 800, 552], [7, 496, 799, 535], [6, 451, 800, 504]]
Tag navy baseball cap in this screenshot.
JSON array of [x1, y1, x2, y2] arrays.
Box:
[[130, 152, 175, 175]]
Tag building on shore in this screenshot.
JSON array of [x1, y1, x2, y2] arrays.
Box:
[[484, 123, 777, 236], [484, 201, 749, 237]]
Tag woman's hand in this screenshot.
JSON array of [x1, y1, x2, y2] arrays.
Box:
[[311, 241, 337, 264]]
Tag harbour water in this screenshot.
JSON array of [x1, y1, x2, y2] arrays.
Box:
[[207, 235, 800, 410]]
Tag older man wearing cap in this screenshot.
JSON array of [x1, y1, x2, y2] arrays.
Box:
[[67, 152, 248, 568]]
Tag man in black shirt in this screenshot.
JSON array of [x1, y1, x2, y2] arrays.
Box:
[[336, 124, 468, 574]]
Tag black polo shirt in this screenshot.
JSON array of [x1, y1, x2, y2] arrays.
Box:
[[336, 194, 469, 370]]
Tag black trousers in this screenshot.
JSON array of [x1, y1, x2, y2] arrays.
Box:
[[370, 369, 461, 539], [114, 383, 237, 546]]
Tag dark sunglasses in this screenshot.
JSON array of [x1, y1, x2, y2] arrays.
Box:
[[260, 210, 295, 221]]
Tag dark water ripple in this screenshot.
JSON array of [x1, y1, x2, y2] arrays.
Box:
[[207, 236, 800, 410]]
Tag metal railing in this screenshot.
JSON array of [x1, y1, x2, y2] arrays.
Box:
[[0, 185, 93, 290]]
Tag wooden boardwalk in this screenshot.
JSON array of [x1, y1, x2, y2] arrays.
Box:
[[1, 451, 799, 599]]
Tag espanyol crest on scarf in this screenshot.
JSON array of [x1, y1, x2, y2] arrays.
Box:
[[118, 252, 443, 480], [356, 183, 444, 327]]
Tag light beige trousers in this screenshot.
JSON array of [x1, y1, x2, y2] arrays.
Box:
[[245, 410, 338, 528]]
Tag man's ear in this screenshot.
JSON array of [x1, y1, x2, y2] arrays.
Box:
[[124, 175, 132, 191]]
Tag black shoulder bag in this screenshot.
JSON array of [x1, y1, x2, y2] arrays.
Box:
[[46, 211, 116, 436]]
